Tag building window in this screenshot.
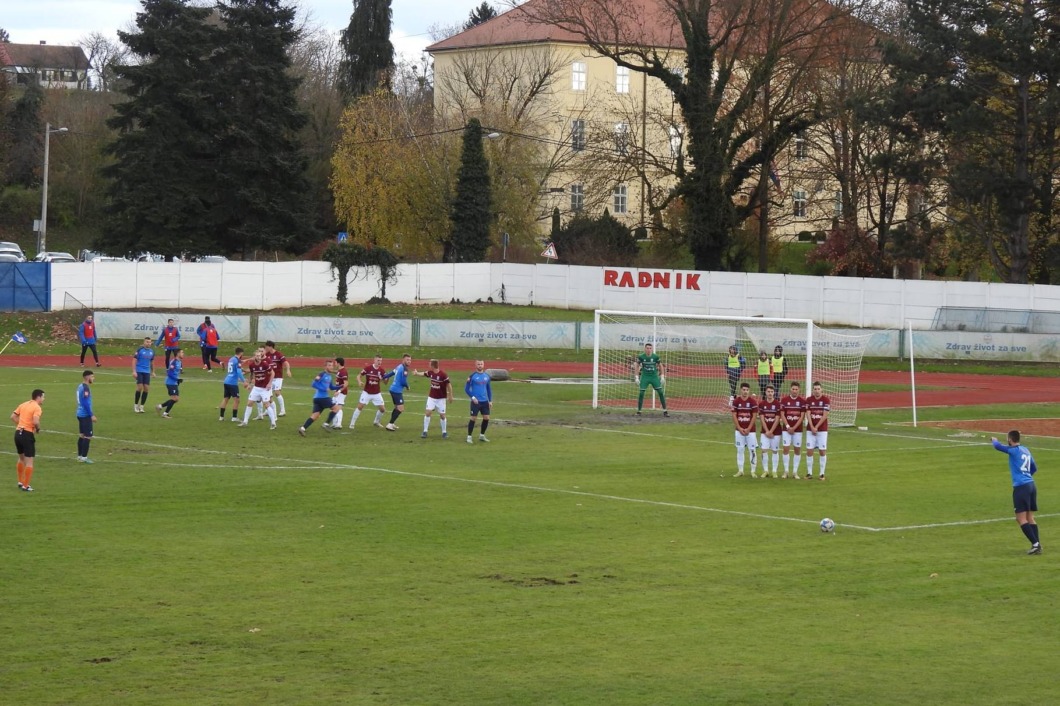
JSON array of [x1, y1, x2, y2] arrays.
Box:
[[571, 184, 584, 212], [572, 61, 586, 91], [613, 184, 628, 214], [668, 124, 683, 161], [793, 190, 807, 218], [614, 122, 629, 154], [616, 65, 630, 94], [794, 132, 808, 160], [834, 190, 842, 218], [571, 119, 586, 152]]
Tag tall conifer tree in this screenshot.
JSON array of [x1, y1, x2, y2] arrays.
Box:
[[446, 118, 492, 263], [339, 0, 394, 100]]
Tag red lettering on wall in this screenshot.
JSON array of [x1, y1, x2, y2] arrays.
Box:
[[685, 274, 701, 290], [618, 271, 635, 287], [604, 269, 618, 286], [638, 272, 652, 287], [652, 272, 670, 288]]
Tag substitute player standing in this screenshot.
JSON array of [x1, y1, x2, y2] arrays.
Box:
[[732, 382, 758, 477], [635, 343, 669, 417], [757, 384, 782, 478], [805, 381, 830, 480], [132, 335, 155, 413], [991, 430, 1042, 554], [348, 354, 387, 430], [465, 360, 492, 444], [156, 318, 181, 367], [420, 359, 453, 439], [781, 381, 806, 479], [13, 389, 45, 492], [239, 348, 276, 428]]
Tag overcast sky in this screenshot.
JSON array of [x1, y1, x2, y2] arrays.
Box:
[[2, 0, 490, 60]]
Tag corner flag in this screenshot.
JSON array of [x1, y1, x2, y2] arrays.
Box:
[[0, 331, 27, 356]]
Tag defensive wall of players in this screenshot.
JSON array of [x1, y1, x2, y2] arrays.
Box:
[[93, 310, 1060, 362]]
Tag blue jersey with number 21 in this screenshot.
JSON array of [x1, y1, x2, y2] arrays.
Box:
[[992, 441, 1037, 487]]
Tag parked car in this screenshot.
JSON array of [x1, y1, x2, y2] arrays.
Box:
[[135, 252, 166, 262], [34, 251, 78, 263], [0, 241, 27, 261], [0, 253, 25, 263], [196, 255, 228, 263]]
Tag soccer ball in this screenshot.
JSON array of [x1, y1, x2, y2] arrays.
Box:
[[820, 518, 835, 533]]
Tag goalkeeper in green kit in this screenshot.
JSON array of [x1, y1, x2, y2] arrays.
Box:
[[635, 343, 669, 417]]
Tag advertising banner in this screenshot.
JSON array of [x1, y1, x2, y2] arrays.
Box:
[[94, 312, 251, 341], [418, 320, 577, 349], [257, 316, 412, 346]]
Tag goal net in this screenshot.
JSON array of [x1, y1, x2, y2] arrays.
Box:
[[592, 310, 871, 426]]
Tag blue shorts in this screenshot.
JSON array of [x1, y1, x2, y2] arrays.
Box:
[[1013, 483, 1038, 513], [166, 384, 180, 396], [312, 397, 333, 414], [390, 391, 405, 407], [78, 416, 94, 437], [136, 372, 152, 385], [469, 400, 491, 417], [223, 384, 240, 399]]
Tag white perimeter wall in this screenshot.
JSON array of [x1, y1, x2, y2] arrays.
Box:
[[51, 262, 1060, 330]]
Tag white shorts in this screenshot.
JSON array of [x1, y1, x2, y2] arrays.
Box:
[[332, 392, 347, 406], [248, 386, 273, 404], [271, 378, 284, 392], [759, 433, 781, 452], [734, 431, 758, 448], [425, 397, 447, 414], [359, 391, 385, 407], [782, 430, 803, 448], [806, 431, 828, 450]]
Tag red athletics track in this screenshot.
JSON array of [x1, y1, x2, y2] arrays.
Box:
[[0, 355, 1052, 410]]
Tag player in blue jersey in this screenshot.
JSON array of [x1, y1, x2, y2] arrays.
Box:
[[992, 430, 1041, 554], [156, 349, 184, 418], [219, 347, 246, 422], [383, 353, 416, 431], [298, 359, 341, 436], [465, 359, 493, 444], [131, 335, 155, 413], [75, 370, 97, 464]]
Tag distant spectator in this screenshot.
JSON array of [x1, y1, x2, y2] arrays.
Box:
[[79, 314, 101, 367], [196, 316, 221, 372]]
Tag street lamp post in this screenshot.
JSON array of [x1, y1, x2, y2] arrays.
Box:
[[37, 122, 68, 256]]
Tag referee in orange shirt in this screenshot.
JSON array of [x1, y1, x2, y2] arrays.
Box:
[[12, 389, 45, 492]]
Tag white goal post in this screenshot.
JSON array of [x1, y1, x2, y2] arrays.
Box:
[[592, 310, 871, 426]]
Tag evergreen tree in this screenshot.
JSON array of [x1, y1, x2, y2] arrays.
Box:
[[551, 209, 638, 266], [464, 2, 498, 30], [446, 118, 492, 263], [5, 82, 44, 188], [213, 0, 313, 257], [0, 28, 10, 42], [338, 0, 394, 100], [102, 0, 222, 259]]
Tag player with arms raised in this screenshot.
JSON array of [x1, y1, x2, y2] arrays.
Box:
[[239, 348, 276, 429], [731, 382, 758, 478], [781, 381, 806, 479], [805, 381, 829, 480], [757, 384, 782, 478], [634, 343, 669, 417], [348, 355, 387, 430], [420, 359, 453, 439]]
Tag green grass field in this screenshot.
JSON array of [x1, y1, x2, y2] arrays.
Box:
[[1, 362, 1057, 705]]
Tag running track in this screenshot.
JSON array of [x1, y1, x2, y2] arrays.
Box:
[[0, 355, 1050, 410]]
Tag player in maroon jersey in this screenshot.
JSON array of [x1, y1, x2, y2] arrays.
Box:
[[731, 382, 758, 477], [757, 385, 782, 478], [348, 355, 387, 430], [418, 359, 453, 439], [262, 341, 292, 418], [805, 381, 830, 480], [781, 381, 806, 479], [238, 348, 276, 428], [323, 356, 350, 430]]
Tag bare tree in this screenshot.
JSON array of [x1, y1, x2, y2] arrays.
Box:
[[79, 32, 129, 91]]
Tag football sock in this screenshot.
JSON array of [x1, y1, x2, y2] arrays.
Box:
[[17, 461, 25, 485], [1021, 523, 1036, 544], [276, 395, 286, 415], [423, 416, 431, 433], [657, 390, 667, 407], [303, 417, 315, 429], [164, 400, 177, 412], [481, 419, 489, 434], [467, 420, 475, 435], [805, 456, 814, 475], [773, 452, 780, 474], [390, 409, 401, 424], [736, 446, 745, 472], [440, 419, 447, 434], [219, 407, 225, 419], [794, 454, 802, 474], [242, 406, 253, 423], [782, 453, 790, 473], [83, 438, 91, 458], [141, 392, 148, 405], [267, 406, 277, 424], [374, 410, 383, 425], [77, 438, 86, 457], [819, 456, 828, 475], [232, 408, 239, 419], [1031, 524, 1040, 544], [256, 403, 264, 418], [23, 465, 33, 487], [637, 390, 645, 411], [135, 391, 142, 405], [326, 410, 337, 424], [350, 409, 362, 426], [333, 410, 343, 427]]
